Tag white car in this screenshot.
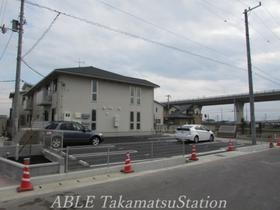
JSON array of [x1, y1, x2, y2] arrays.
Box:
[[175, 124, 214, 143]]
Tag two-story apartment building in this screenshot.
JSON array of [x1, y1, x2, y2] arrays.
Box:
[[23, 66, 159, 136]]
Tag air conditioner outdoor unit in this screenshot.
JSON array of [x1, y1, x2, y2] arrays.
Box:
[[75, 112, 82, 119]]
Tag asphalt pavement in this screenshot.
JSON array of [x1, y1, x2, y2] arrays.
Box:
[[1, 147, 279, 210], [66, 138, 248, 171]]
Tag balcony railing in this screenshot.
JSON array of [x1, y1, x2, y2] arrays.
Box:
[[37, 94, 52, 106], [23, 100, 32, 110]]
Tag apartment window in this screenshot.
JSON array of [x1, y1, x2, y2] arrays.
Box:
[[46, 84, 51, 95], [130, 87, 135, 104], [136, 88, 141, 105], [91, 80, 98, 102], [130, 111, 134, 130], [53, 79, 57, 92], [91, 109, 96, 130], [136, 112, 141, 130]]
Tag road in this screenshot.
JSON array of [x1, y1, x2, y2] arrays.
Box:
[[1, 148, 279, 210], [65, 138, 248, 171]]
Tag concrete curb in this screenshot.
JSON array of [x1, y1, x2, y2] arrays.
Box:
[[0, 144, 278, 202], [0, 143, 271, 191]]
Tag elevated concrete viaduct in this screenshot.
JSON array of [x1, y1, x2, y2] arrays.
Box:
[[163, 90, 280, 124]]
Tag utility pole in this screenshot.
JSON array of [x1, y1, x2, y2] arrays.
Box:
[[12, 0, 25, 139], [244, 2, 261, 145], [166, 94, 171, 126]]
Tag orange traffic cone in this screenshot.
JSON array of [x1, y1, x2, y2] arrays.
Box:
[[277, 138, 280, 147], [189, 145, 199, 161], [121, 152, 134, 173], [227, 139, 235, 152], [17, 158, 33, 192]]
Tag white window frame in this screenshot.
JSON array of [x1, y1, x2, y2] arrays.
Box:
[[130, 111, 134, 130], [91, 109, 96, 130], [136, 87, 141, 105], [136, 112, 141, 130], [130, 86, 135, 105], [91, 80, 98, 102]]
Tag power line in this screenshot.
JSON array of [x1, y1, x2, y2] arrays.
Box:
[[23, 12, 60, 58], [22, 1, 248, 70], [199, 0, 244, 30], [253, 70, 280, 86], [252, 12, 280, 41], [0, 0, 4, 18], [234, 0, 275, 44], [0, 31, 13, 61], [0, 80, 15, 82], [21, 0, 280, 86], [96, 0, 226, 57], [0, 0, 7, 24], [98, 0, 280, 84], [21, 59, 45, 77], [262, 6, 280, 28], [0, 79, 25, 82], [235, 0, 248, 7]]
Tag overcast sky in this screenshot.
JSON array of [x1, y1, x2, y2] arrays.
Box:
[[0, 0, 280, 121]]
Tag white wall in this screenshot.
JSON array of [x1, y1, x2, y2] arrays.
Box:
[[154, 102, 164, 125], [58, 74, 155, 136]]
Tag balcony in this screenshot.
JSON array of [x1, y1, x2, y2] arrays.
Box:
[[23, 100, 32, 110], [36, 89, 52, 106], [37, 95, 52, 106]]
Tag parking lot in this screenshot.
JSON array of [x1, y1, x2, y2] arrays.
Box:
[[49, 137, 249, 172]]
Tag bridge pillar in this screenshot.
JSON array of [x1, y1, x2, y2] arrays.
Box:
[[234, 102, 244, 124]]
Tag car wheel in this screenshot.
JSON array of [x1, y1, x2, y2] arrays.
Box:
[[194, 136, 199, 143], [209, 135, 214, 142], [51, 136, 62, 148], [91, 136, 100, 146]]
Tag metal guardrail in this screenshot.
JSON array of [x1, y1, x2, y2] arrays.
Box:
[[63, 140, 191, 172], [42, 136, 252, 172]]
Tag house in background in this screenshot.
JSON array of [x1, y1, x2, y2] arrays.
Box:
[[21, 66, 159, 137], [154, 101, 164, 126], [164, 104, 202, 126], [9, 82, 33, 128], [0, 115, 8, 136]]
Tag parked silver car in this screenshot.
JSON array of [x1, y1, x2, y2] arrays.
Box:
[[175, 124, 214, 143]]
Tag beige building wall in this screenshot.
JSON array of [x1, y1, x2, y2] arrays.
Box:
[[52, 74, 155, 136]]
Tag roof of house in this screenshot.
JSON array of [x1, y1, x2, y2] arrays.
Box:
[[56, 66, 159, 88], [9, 91, 27, 98], [26, 66, 159, 94], [154, 100, 163, 106]]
